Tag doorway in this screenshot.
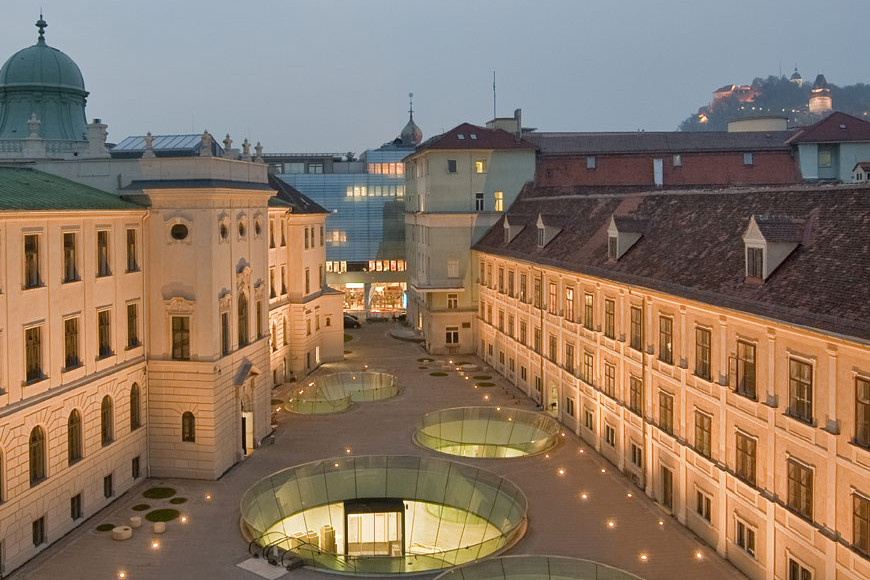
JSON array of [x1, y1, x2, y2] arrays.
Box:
[[344, 498, 404, 557]]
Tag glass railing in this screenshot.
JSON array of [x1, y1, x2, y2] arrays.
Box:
[[434, 555, 647, 580]]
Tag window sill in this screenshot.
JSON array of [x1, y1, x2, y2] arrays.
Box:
[[102, 440, 114, 447], [96, 273, 113, 279], [734, 389, 758, 402], [23, 283, 45, 291], [125, 343, 141, 351], [61, 278, 81, 285], [96, 352, 114, 361], [24, 376, 47, 386], [783, 412, 815, 427], [62, 363, 82, 373], [125, 268, 141, 274]]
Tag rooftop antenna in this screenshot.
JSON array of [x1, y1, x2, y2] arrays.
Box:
[[492, 71, 497, 119]]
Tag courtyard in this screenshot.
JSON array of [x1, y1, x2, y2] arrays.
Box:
[[9, 323, 747, 580]]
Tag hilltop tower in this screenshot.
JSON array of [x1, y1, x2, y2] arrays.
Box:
[[809, 74, 833, 114]]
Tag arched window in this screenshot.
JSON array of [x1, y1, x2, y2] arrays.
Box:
[[130, 383, 141, 431], [238, 293, 249, 347], [181, 412, 196, 442], [68, 410, 83, 465], [29, 426, 46, 485], [101, 395, 114, 445]]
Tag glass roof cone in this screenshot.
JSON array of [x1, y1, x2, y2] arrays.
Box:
[[415, 407, 561, 458], [241, 455, 528, 575], [285, 371, 399, 414], [433, 555, 647, 580]]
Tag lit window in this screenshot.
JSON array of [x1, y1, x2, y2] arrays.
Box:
[[475, 159, 487, 173], [494, 191, 504, 211]]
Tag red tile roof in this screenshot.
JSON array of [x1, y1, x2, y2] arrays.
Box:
[[412, 123, 535, 153], [526, 130, 795, 155], [786, 112, 870, 144]]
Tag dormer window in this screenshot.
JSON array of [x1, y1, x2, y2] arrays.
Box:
[[503, 215, 527, 245], [608, 236, 618, 259], [457, 134, 465, 140], [746, 247, 763, 279], [742, 215, 804, 280], [536, 214, 564, 248], [537, 226, 545, 247], [470, 133, 478, 140], [607, 215, 648, 260]]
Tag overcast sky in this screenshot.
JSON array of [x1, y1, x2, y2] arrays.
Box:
[[3, 1, 867, 153]]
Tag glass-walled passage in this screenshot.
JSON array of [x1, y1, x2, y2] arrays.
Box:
[[285, 371, 399, 414], [241, 456, 528, 575]]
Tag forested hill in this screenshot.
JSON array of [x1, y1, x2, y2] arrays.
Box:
[[679, 75, 870, 131]]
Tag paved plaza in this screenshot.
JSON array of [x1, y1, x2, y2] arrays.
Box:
[[10, 323, 748, 580]]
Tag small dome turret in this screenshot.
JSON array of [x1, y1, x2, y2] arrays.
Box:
[[399, 92, 423, 146]]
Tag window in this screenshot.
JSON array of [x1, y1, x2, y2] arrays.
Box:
[[445, 327, 459, 345], [97, 230, 110, 277], [63, 232, 78, 282], [281, 223, 287, 246], [447, 294, 458, 309], [695, 327, 711, 381], [735, 340, 756, 399], [269, 268, 276, 298], [486, 264, 492, 287], [584, 293, 594, 329], [519, 320, 527, 345], [25, 326, 43, 382], [507, 271, 515, 296], [281, 266, 287, 295], [521, 366, 527, 381], [475, 193, 484, 211], [854, 494, 870, 556], [788, 358, 813, 423], [735, 431, 757, 485], [447, 159, 457, 173], [582, 351, 594, 384], [604, 363, 616, 397], [696, 490, 711, 522], [132, 456, 140, 479], [565, 396, 574, 417], [508, 315, 515, 337], [533, 327, 542, 353], [607, 236, 617, 260], [446, 259, 458, 279], [103, 473, 113, 498], [857, 377, 870, 448], [630, 306, 643, 350], [498, 310, 504, 331], [100, 395, 114, 445], [64, 317, 79, 369], [70, 493, 82, 521], [788, 558, 812, 580], [661, 465, 674, 511], [24, 233, 41, 288], [787, 459, 813, 520], [32, 516, 45, 546], [256, 301, 264, 338], [473, 159, 487, 174], [659, 316, 673, 364], [747, 247, 763, 278], [308, 162, 323, 174], [564, 343, 574, 374], [269, 221, 275, 248], [126, 228, 138, 272], [629, 376, 643, 414], [565, 287, 574, 320], [320, 225, 324, 246], [130, 383, 141, 431], [736, 519, 756, 557], [68, 410, 83, 464], [533, 277, 542, 308], [494, 191, 504, 212], [238, 293, 249, 347], [305, 268, 310, 294], [221, 312, 230, 356], [284, 317, 290, 345], [30, 426, 46, 485], [97, 309, 112, 358], [694, 410, 711, 458], [498, 267, 505, 293], [536, 227, 544, 247], [659, 391, 674, 434], [519, 274, 527, 301], [604, 299, 615, 338], [584, 408, 594, 431], [673, 154, 682, 167], [605, 424, 616, 446], [171, 316, 190, 360], [548, 334, 557, 361], [586, 155, 596, 169], [548, 282, 557, 314], [630, 442, 643, 468], [182, 412, 196, 442], [304, 227, 310, 249], [743, 152, 753, 166], [127, 303, 139, 348]]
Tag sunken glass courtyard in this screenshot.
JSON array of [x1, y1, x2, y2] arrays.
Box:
[[285, 371, 399, 414], [241, 455, 527, 574], [415, 407, 561, 458]]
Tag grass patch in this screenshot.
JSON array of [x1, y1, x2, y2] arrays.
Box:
[[169, 497, 187, 505], [344, 334, 353, 342], [96, 523, 116, 532], [131, 504, 150, 512], [429, 372, 448, 377], [143, 487, 176, 500], [417, 357, 434, 363], [472, 375, 492, 380], [145, 509, 180, 523], [477, 382, 496, 387]]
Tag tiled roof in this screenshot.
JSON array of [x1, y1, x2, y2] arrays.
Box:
[[269, 174, 328, 214], [474, 184, 870, 342], [0, 167, 144, 211], [526, 130, 795, 155], [854, 161, 870, 171], [786, 112, 870, 144], [412, 123, 535, 153], [753, 215, 805, 242], [612, 215, 649, 233]]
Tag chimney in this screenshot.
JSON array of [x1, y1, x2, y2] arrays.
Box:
[[514, 109, 522, 140], [84, 118, 111, 159]]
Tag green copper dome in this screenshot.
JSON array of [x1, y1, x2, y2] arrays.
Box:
[[0, 16, 89, 142]]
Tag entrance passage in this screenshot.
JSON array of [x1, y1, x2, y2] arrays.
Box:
[[345, 499, 404, 557]]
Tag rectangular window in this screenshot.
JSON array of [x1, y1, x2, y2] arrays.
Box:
[[565, 287, 574, 320], [494, 191, 504, 212], [747, 247, 763, 278], [447, 294, 458, 309], [743, 152, 753, 166], [103, 474, 113, 498], [736, 431, 757, 486], [854, 494, 870, 556], [659, 316, 673, 364], [608, 236, 617, 260], [582, 351, 594, 384], [507, 314, 514, 338], [521, 366, 527, 382], [548, 282, 557, 314], [787, 459, 813, 520], [565, 396, 574, 417], [857, 377, 870, 448], [24, 233, 40, 288], [269, 268, 276, 298], [605, 424, 616, 447], [673, 154, 682, 167], [132, 456, 140, 479], [659, 391, 674, 434], [788, 358, 813, 423], [448, 259, 459, 279], [629, 376, 643, 415], [661, 465, 674, 511], [127, 303, 139, 349], [25, 326, 42, 382], [304, 227, 310, 249], [604, 363, 616, 397], [604, 299, 615, 338], [98, 309, 112, 358], [519, 320, 527, 345], [486, 264, 493, 287], [584, 408, 594, 431], [221, 312, 230, 356], [694, 410, 711, 458], [97, 230, 110, 277], [735, 340, 757, 399], [64, 317, 79, 369], [256, 301, 263, 338], [126, 228, 138, 272], [305, 268, 310, 294], [533, 277, 542, 308], [587, 155, 596, 169], [171, 316, 190, 360], [695, 327, 712, 381], [565, 343, 574, 374], [630, 442, 643, 468], [696, 490, 711, 522], [63, 232, 78, 282], [788, 558, 812, 580], [498, 267, 505, 293], [498, 310, 505, 331], [630, 306, 643, 351], [533, 327, 542, 353], [71, 493, 83, 520], [507, 270, 514, 296], [736, 519, 756, 557], [475, 159, 487, 173], [519, 274, 527, 302], [447, 159, 457, 173], [548, 334, 557, 361], [32, 516, 45, 546], [584, 293, 594, 330], [445, 327, 459, 345]]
